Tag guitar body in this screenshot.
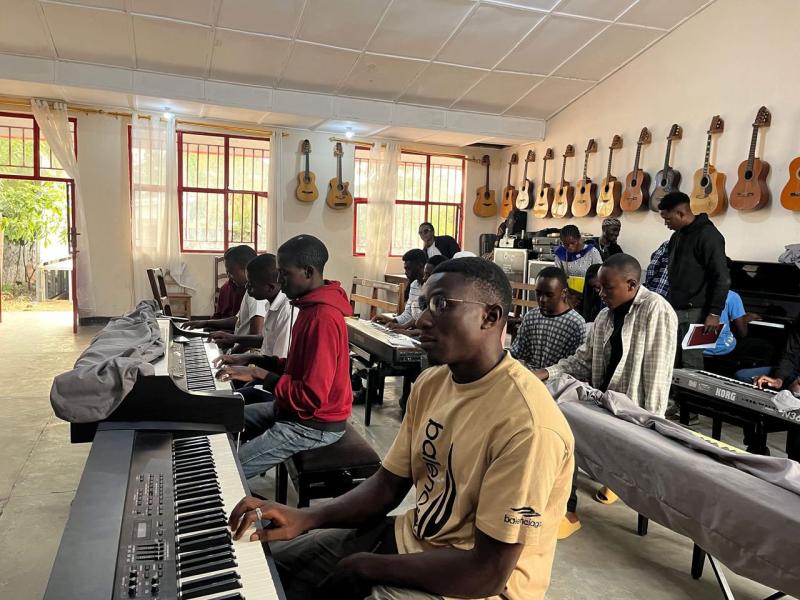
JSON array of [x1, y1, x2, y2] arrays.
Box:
[[516, 180, 534, 210], [326, 177, 353, 209], [500, 186, 518, 218], [780, 156, 800, 211], [690, 166, 727, 215], [295, 171, 318, 202], [532, 186, 554, 219], [730, 158, 770, 210], [596, 177, 622, 218], [473, 187, 497, 218], [649, 168, 682, 212], [621, 169, 650, 212], [551, 183, 574, 218], [572, 180, 597, 217]]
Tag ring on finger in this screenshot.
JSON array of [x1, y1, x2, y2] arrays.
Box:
[[255, 507, 263, 521]]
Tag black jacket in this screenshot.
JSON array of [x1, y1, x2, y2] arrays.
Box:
[[432, 235, 461, 259], [775, 316, 800, 384], [667, 213, 729, 314]]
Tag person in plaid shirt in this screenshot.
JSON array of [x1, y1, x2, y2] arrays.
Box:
[[644, 240, 670, 298], [534, 253, 677, 539]]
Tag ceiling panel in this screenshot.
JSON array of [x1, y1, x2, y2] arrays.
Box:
[[367, 0, 474, 60], [498, 15, 605, 75], [210, 30, 291, 86], [340, 54, 426, 101], [202, 104, 268, 123], [279, 42, 360, 94], [505, 76, 593, 118], [453, 72, 543, 113], [501, 0, 559, 9], [555, 0, 636, 20], [437, 4, 544, 69], [261, 111, 326, 129], [374, 126, 439, 141], [130, 0, 217, 25], [315, 119, 384, 135], [416, 131, 483, 146], [60, 85, 133, 108], [134, 94, 207, 116], [619, 0, 708, 29], [0, 78, 67, 99], [554, 23, 661, 80], [0, 0, 53, 57], [399, 63, 486, 108], [217, 0, 304, 37], [51, 0, 124, 8], [295, 0, 391, 51], [133, 15, 212, 78], [43, 3, 135, 67]]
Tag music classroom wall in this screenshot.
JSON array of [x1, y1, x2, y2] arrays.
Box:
[[502, 0, 800, 269]]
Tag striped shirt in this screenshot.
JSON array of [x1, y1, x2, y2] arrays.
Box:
[[644, 241, 670, 298], [395, 280, 422, 326], [511, 308, 586, 371], [545, 285, 678, 416]]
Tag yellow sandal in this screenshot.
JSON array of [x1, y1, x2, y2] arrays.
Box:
[[595, 486, 618, 505]]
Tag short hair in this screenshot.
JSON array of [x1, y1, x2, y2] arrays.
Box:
[[402, 248, 427, 265], [426, 255, 448, 268], [432, 257, 512, 315], [658, 191, 691, 212], [559, 224, 580, 240], [224, 244, 257, 268], [585, 263, 602, 280], [277, 234, 329, 273], [246, 253, 277, 284], [419, 222, 434, 232], [601, 253, 642, 280], [536, 266, 568, 289]]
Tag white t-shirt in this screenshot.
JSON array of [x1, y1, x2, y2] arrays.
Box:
[[234, 291, 267, 336], [395, 280, 422, 326], [259, 291, 294, 359], [425, 244, 442, 258]]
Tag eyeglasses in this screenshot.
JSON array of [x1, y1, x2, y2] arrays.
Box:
[[418, 228, 433, 235], [417, 294, 489, 316]]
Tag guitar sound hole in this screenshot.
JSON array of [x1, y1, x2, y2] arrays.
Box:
[[700, 177, 709, 187], [660, 179, 667, 187], [631, 179, 637, 186], [744, 171, 753, 180], [604, 185, 609, 193], [579, 187, 585, 194]]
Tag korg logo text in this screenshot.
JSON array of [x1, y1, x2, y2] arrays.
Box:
[[715, 388, 736, 402]]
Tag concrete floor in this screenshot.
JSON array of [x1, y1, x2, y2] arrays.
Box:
[[0, 311, 794, 599]]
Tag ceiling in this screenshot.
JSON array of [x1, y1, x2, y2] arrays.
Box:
[[0, 0, 714, 146]]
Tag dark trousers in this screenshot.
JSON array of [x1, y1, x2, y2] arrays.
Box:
[[566, 465, 579, 513], [674, 308, 706, 370]]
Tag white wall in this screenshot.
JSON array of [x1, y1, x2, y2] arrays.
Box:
[[507, 0, 800, 268]]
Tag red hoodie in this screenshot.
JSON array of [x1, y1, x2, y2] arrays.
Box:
[[273, 280, 353, 425]]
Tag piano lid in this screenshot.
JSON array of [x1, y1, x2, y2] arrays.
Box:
[[729, 261, 800, 320]]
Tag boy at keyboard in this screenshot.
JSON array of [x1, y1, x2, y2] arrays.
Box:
[[374, 249, 426, 332], [228, 258, 574, 600], [744, 315, 800, 394], [216, 235, 353, 478]]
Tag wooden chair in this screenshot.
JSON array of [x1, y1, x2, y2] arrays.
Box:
[[350, 277, 402, 320], [508, 281, 538, 340], [213, 256, 227, 309], [146, 267, 172, 316]]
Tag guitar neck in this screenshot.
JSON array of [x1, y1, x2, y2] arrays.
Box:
[[632, 144, 642, 173], [582, 154, 589, 181], [663, 140, 673, 172], [507, 163, 512, 187], [485, 164, 490, 190], [305, 152, 310, 178], [337, 154, 342, 184], [560, 158, 567, 186], [541, 161, 548, 185], [702, 133, 712, 176], [606, 150, 613, 180], [522, 162, 529, 185], [747, 125, 759, 170]]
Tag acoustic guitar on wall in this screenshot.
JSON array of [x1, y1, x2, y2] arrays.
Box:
[[621, 127, 652, 212], [650, 124, 683, 212], [730, 106, 772, 211], [690, 115, 727, 216], [500, 153, 519, 218], [473, 155, 497, 218], [295, 139, 318, 203], [572, 139, 598, 218], [532, 148, 555, 219], [326, 142, 353, 209], [516, 150, 535, 210], [552, 145, 575, 219], [780, 150, 800, 212], [596, 135, 623, 218]]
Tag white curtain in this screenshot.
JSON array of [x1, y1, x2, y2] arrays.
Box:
[[130, 114, 194, 305], [265, 129, 283, 253], [363, 142, 400, 281], [30, 98, 96, 314]]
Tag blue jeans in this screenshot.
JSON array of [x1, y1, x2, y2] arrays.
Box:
[[734, 366, 771, 382], [239, 402, 344, 479]]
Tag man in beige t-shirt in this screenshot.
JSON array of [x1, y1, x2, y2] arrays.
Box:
[[227, 257, 574, 600]]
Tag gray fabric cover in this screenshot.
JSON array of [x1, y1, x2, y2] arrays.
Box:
[[50, 301, 165, 423], [547, 375, 800, 596]]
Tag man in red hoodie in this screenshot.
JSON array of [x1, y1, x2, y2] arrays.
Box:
[[217, 234, 353, 479]]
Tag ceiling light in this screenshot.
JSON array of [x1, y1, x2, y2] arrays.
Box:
[[345, 128, 354, 139], [163, 110, 173, 120]]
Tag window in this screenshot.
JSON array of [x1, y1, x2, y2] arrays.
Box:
[[177, 131, 269, 252], [0, 112, 76, 181], [353, 148, 464, 257]]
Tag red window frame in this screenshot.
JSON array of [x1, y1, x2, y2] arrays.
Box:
[[351, 149, 465, 257], [0, 111, 78, 182], [176, 130, 269, 254]]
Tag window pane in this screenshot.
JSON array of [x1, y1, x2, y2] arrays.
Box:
[[229, 137, 269, 192], [397, 153, 426, 201], [39, 121, 75, 179], [429, 155, 463, 204], [256, 194, 268, 251], [428, 204, 461, 240], [353, 148, 373, 198], [354, 201, 369, 255], [0, 116, 35, 176], [182, 191, 225, 251], [182, 133, 225, 189], [391, 202, 425, 256], [228, 192, 255, 246]]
